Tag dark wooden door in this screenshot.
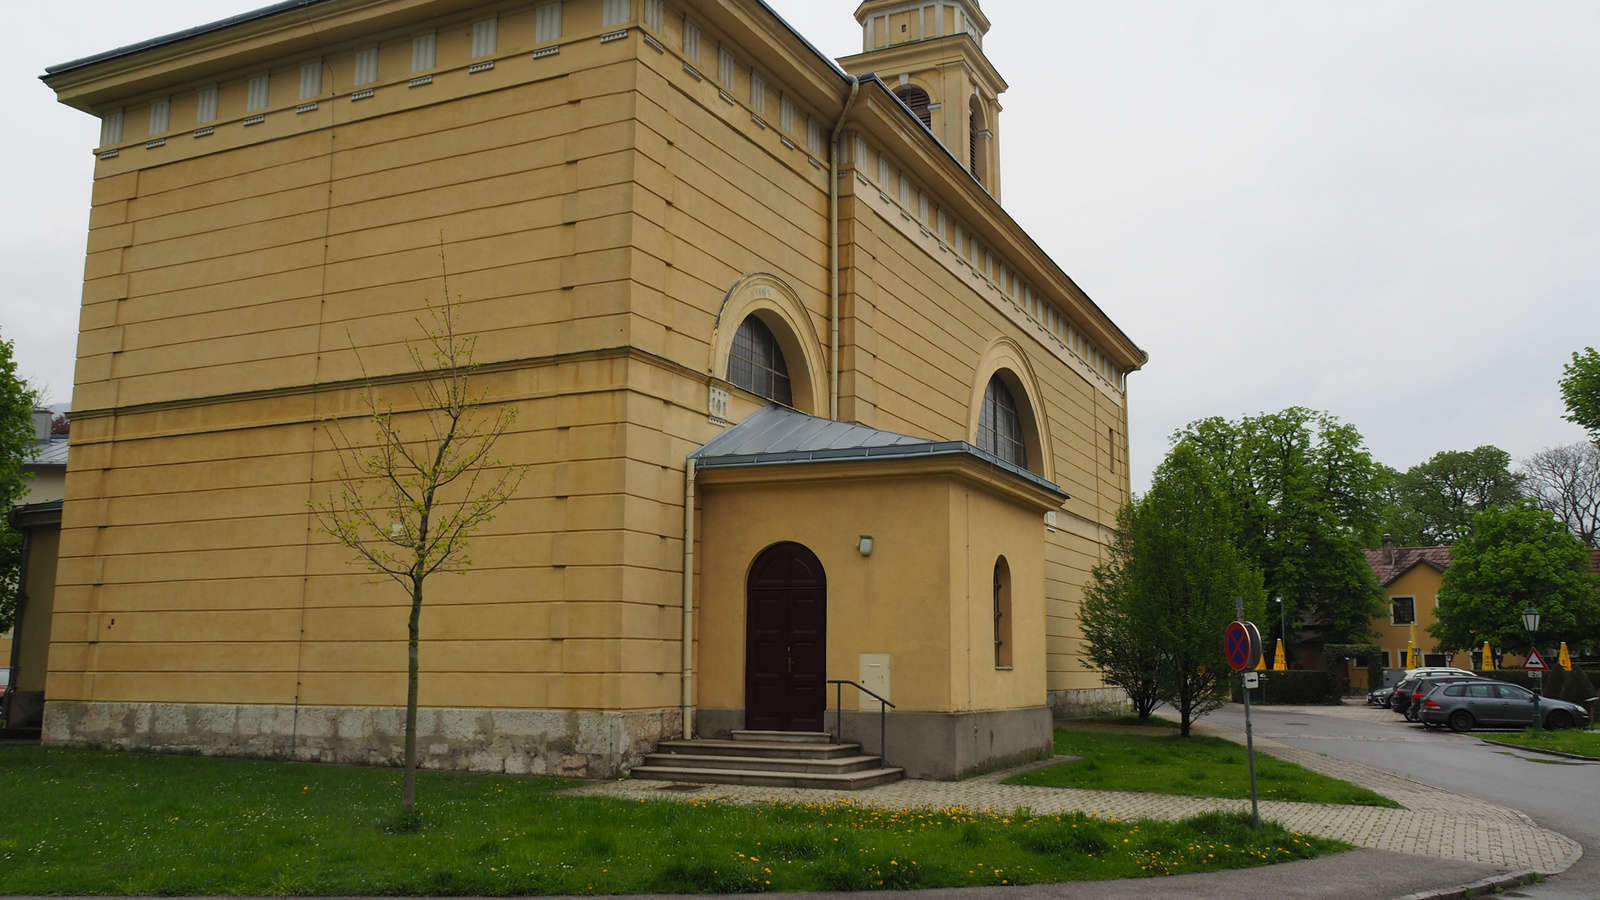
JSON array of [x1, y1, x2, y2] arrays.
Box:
[[744, 542, 827, 732]]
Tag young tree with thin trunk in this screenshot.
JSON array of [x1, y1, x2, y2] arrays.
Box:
[[314, 247, 525, 817]]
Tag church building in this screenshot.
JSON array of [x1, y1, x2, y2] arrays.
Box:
[[36, 0, 1144, 779]]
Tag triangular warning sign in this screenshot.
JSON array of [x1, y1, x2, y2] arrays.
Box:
[[1522, 647, 1549, 672]]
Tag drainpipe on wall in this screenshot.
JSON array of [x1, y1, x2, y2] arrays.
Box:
[[829, 76, 862, 421], [681, 459, 697, 739]]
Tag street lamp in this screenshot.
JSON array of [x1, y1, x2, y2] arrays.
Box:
[[1522, 603, 1542, 732]]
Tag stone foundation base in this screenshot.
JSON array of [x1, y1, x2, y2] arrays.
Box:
[[1047, 687, 1129, 719], [42, 701, 682, 778], [695, 705, 1053, 780]]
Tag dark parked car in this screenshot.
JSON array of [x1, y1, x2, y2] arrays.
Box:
[[1402, 675, 1479, 722], [1368, 685, 1394, 707], [1420, 680, 1592, 732]]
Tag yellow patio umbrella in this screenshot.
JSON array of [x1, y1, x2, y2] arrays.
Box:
[[1559, 642, 1573, 672], [1408, 623, 1419, 669], [1255, 642, 1268, 671], [1480, 641, 1494, 672], [1273, 639, 1288, 671]]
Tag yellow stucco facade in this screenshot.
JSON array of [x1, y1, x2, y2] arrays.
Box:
[[37, 0, 1143, 776], [1351, 544, 1471, 690]]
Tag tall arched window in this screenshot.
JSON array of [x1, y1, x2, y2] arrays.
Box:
[[728, 315, 793, 406], [968, 95, 988, 186], [977, 375, 1026, 468], [895, 86, 932, 129]]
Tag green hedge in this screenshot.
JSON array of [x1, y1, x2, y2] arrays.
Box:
[[1233, 670, 1342, 705], [1481, 668, 1600, 706]]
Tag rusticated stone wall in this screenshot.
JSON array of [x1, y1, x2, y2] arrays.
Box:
[[43, 701, 680, 778]]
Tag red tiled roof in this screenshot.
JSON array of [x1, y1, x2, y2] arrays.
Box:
[[1364, 545, 1453, 587]]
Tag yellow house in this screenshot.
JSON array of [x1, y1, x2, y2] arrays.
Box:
[[1353, 537, 1471, 690], [3, 409, 68, 731], [35, 0, 1144, 779]]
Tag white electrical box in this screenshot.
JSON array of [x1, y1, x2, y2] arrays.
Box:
[[859, 653, 890, 710]]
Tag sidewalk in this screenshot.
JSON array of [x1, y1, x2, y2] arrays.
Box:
[[568, 714, 1582, 879]]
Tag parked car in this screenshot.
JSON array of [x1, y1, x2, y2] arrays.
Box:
[[1403, 666, 1478, 681], [1368, 686, 1394, 707], [1420, 679, 1592, 732], [1403, 675, 1479, 722]]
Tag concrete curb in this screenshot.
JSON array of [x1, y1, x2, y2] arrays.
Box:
[[1477, 737, 1600, 762], [1391, 868, 1537, 900]]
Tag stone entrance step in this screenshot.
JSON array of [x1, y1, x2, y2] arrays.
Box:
[[636, 732, 903, 790]]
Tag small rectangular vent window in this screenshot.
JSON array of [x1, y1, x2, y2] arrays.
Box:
[[750, 73, 765, 113], [780, 95, 794, 134], [472, 18, 498, 57], [919, 193, 929, 223], [535, 4, 562, 43], [412, 33, 436, 72], [148, 99, 170, 135], [354, 48, 378, 86], [247, 74, 269, 111], [718, 48, 735, 88], [807, 118, 822, 155], [643, 0, 662, 31], [877, 155, 888, 186], [300, 62, 322, 99], [196, 87, 218, 124], [101, 110, 124, 146], [603, 0, 629, 27], [937, 209, 947, 238], [899, 175, 910, 207]]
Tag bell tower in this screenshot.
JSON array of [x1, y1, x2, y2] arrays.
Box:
[[838, 0, 1008, 199]]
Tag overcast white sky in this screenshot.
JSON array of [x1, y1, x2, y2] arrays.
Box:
[[3, 1, 1596, 491]]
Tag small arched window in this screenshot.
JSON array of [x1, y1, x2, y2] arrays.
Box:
[[993, 556, 1012, 669], [968, 95, 987, 186], [895, 87, 932, 129], [728, 315, 793, 406], [977, 375, 1026, 468]]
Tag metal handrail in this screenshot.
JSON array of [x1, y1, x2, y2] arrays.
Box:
[[827, 679, 895, 767]]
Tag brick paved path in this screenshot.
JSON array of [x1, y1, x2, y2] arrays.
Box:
[[567, 714, 1582, 875]]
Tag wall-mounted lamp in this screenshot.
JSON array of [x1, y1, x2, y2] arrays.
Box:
[[857, 535, 874, 557]]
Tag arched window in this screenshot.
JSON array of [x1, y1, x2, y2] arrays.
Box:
[[993, 556, 1012, 669], [895, 86, 932, 129], [968, 95, 987, 186], [728, 315, 793, 406], [977, 375, 1026, 468]]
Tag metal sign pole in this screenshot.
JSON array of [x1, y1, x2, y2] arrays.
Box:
[[1234, 597, 1261, 829]]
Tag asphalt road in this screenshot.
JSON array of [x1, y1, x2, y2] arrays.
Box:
[[1200, 702, 1600, 899]]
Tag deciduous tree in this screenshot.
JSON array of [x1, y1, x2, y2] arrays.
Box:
[[1559, 347, 1600, 441], [1379, 446, 1523, 546], [1081, 443, 1266, 735], [1175, 408, 1385, 647], [1079, 504, 1164, 721], [1429, 501, 1600, 655], [314, 249, 526, 818], [0, 334, 39, 633], [1519, 443, 1600, 549]]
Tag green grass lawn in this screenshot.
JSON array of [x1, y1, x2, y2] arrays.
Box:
[[1007, 728, 1400, 808], [0, 745, 1343, 895], [1481, 728, 1600, 759]]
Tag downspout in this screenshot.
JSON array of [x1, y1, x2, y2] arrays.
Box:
[[829, 75, 862, 420], [680, 458, 697, 739]]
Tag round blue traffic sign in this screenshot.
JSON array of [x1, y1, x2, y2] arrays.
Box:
[[1225, 621, 1262, 671]]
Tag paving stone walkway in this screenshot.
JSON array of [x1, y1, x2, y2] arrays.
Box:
[[566, 714, 1582, 875]]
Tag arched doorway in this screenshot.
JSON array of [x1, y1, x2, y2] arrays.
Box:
[[744, 542, 827, 732]]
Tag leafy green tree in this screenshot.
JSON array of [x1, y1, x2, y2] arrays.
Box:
[[1429, 501, 1600, 655], [1378, 446, 1523, 545], [1079, 504, 1164, 721], [0, 334, 39, 633], [1176, 408, 1386, 647], [1560, 348, 1600, 441], [1082, 443, 1265, 736]]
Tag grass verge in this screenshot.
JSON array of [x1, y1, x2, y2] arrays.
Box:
[[0, 745, 1342, 895], [1480, 728, 1600, 759], [1008, 728, 1400, 808]]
